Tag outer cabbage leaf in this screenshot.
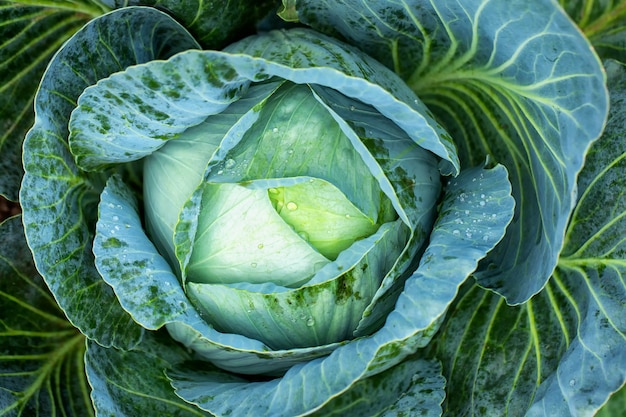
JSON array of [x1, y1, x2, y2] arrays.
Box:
[[19, 6, 200, 348], [162, 165, 513, 417], [0, 1, 107, 200], [526, 59, 626, 416], [171, 356, 446, 417], [85, 331, 211, 417], [99, 0, 275, 48], [68, 28, 459, 175], [430, 60, 626, 417], [288, 0, 609, 304], [0, 216, 92, 416]]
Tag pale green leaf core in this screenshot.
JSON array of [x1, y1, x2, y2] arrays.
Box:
[[184, 82, 398, 285], [267, 179, 380, 260], [188, 182, 330, 287]]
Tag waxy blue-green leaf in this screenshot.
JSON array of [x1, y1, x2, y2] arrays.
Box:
[[0, 1, 107, 200], [166, 165, 513, 417], [0, 216, 92, 416], [20, 6, 200, 348], [526, 59, 626, 416], [431, 60, 626, 417], [289, 0, 609, 304], [171, 357, 445, 417], [100, 0, 275, 48], [68, 28, 459, 175], [85, 331, 210, 417]]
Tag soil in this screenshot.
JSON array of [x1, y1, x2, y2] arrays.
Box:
[[0, 195, 21, 223]]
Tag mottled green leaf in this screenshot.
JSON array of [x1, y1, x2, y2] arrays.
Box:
[[309, 357, 445, 417], [290, 0, 608, 304], [431, 60, 626, 417], [0, 1, 107, 200], [0, 216, 92, 416], [20, 7, 199, 349], [85, 331, 209, 417], [69, 28, 459, 175], [526, 58, 626, 416], [100, 0, 275, 48]]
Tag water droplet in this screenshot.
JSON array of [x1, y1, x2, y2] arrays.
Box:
[[479, 200, 486, 207], [464, 210, 470, 215], [225, 159, 236, 169], [481, 194, 486, 199], [452, 230, 460, 236], [268, 188, 278, 194], [250, 262, 258, 268], [345, 214, 351, 218], [298, 231, 309, 241], [272, 127, 279, 133], [491, 213, 497, 218], [217, 170, 224, 175], [257, 243, 264, 249], [287, 149, 294, 155], [349, 105, 356, 111], [483, 235, 490, 241], [306, 317, 315, 327], [287, 202, 298, 211], [112, 215, 119, 222], [466, 232, 473, 239], [569, 379, 576, 387]]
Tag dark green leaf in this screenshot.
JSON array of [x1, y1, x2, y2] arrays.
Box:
[[0, 1, 107, 200], [0, 216, 92, 416], [99, 0, 276, 48], [560, 0, 626, 62], [20, 6, 199, 349], [525, 58, 626, 416], [85, 331, 209, 417], [431, 59, 626, 417], [597, 383, 626, 417], [309, 357, 445, 417]]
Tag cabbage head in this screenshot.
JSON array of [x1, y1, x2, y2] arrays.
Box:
[[16, 2, 610, 416]]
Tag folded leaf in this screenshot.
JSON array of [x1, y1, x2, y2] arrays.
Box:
[[20, 6, 200, 349]]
